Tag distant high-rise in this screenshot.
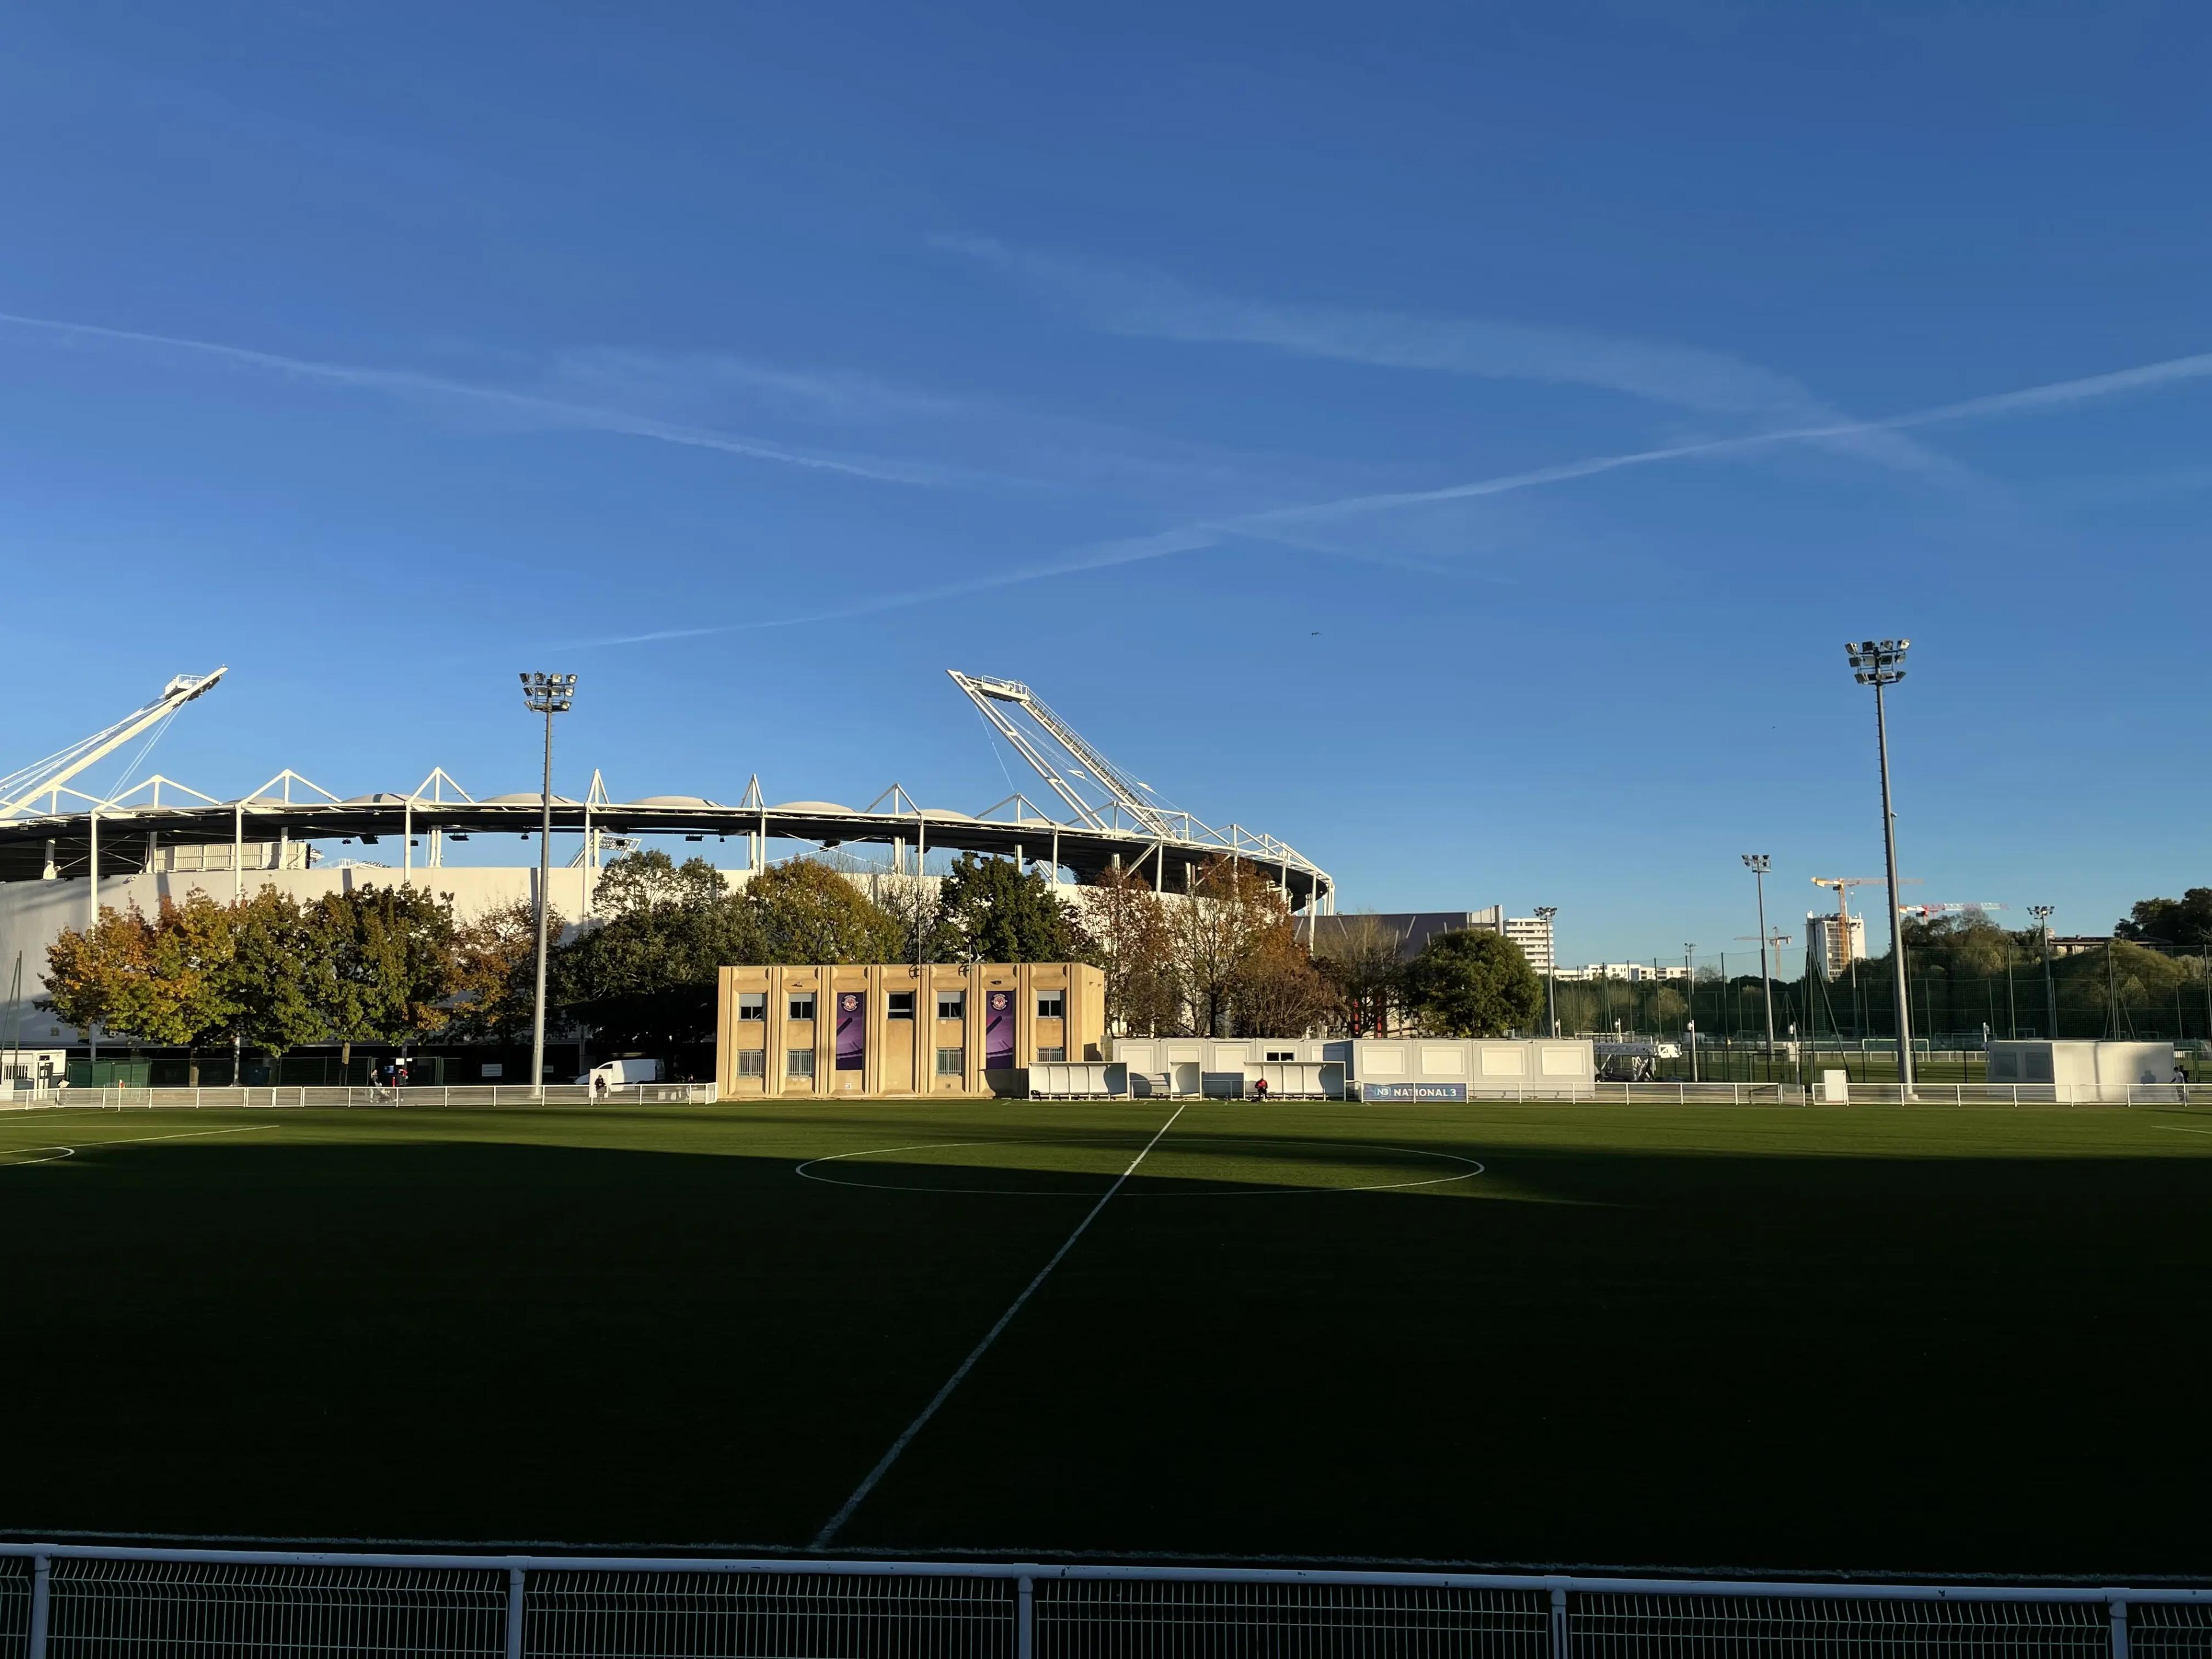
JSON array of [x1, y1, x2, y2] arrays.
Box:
[[1806, 911, 1867, 979], [1503, 914, 1555, 972]]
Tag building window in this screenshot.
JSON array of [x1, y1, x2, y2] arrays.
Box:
[[935, 1047, 963, 1076], [787, 1049, 815, 1079], [888, 990, 916, 1018], [1036, 990, 1066, 1018], [735, 1049, 766, 1078], [1265, 1049, 1296, 1062], [737, 993, 766, 1021], [1036, 1046, 1066, 1064], [937, 991, 964, 1020], [787, 993, 816, 1021]]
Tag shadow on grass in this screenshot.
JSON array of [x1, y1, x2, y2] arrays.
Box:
[[2, 1131, 2208, 1578]]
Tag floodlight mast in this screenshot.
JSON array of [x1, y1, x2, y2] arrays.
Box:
[[1533, 905, 1559, 1036], [1847, 638, 1915, 1096], [1741, 855, 1777, 1055], [521, 673, 576, 1102], [2028, 903, 2057, 1038]]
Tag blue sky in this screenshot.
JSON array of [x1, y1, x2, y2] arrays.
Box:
[[5, 2, 2208, 966]]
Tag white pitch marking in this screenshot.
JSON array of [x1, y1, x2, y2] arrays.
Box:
[[793, 1134, 1483, 1198], [0, 1124, 277, 1167], [810, 1104, 1187, 1548], [2158, 1124, 2212, 1135]]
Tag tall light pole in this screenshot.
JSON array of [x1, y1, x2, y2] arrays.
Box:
[[2028, 903, 2056, 1040], [1847, 639, 1914, 1097], [1534, 906, 1559, 1036], [1684, 943, 1698, 1082], [1742, 854, 1776, 1055], [521, 672, 577, 1101]]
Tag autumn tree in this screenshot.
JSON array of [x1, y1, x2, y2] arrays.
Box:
[[1171, 855, 1330, 1037], [1085, 863, 1180, 1035], [745, 858, 903, 964], [446, 897, 560, 1043], [1311, 913, 1406, 1036], [44, 895, 241, 1077], [226, 887, 330, 1060], [1399, 928, 1544, 1037]]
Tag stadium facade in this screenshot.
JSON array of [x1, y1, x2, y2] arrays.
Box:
[[0, 669, 1332, 1056]]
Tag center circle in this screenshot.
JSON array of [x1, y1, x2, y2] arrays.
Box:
[[793, 1135, 1482, 1198]]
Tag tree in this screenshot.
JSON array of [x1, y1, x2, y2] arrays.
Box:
[[934, 853, 1083, 963], [1399, 928, 1543, 1037], [1085, 863, 1180, 1035], [552, 851, 760, 1059], [1171, 856, 1315, 1037], [44, 895, 240, 1071], [2117, 889, 2212, 953], [445, 897, 559, 1043], [225, 887, 329, 1060], [310, 885, 460, 1053], [1232, 922, 1338, 1038], [1311, 914, 1404, 1036], [746, 859, 903, 964]]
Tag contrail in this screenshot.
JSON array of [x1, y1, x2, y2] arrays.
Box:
[[0, 309, 957, 486]]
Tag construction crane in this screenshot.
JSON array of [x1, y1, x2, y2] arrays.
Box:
[[1809, 875, 1922, 976], [0, 666, 227, 821]]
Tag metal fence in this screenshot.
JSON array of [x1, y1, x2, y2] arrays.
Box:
[[0, 1082, 719, 1111], [1, 1547, 2207, 1659]]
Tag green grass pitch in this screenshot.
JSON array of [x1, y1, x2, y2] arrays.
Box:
[[3, 1099, 2209, 1575]]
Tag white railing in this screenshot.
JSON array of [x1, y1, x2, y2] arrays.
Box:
[[1454, 1081, 2200, 1107], [0, 1544, 2205, 1658], [0, 1082, 718, 1111]]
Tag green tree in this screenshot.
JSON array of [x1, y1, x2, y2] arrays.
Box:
[[552, 851, 764, 1058], [225, 887, 329, 1059], [1399, 928, 1543, 1037], [309, 884, 460, 1052], [2117, 888, 2212, 952], [934, 853, 1083, 963], [746, 858, 902, 963]]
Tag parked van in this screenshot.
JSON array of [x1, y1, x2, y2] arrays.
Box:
[[576, 1058, 662, 1088]]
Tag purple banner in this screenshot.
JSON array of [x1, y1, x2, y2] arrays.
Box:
[[835, 990, 865, 1071], [984, 987, 1016, 1069]]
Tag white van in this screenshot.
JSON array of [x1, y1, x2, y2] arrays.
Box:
[[576, 1058, 662, 1088]]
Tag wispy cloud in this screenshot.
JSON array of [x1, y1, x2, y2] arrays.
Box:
[[937, 236, 1955, 479], [0, 310, 963, 486], [574, 341, 2212, 646]]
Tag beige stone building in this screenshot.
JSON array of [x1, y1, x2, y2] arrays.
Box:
[[714, 961, 1105, 1099]]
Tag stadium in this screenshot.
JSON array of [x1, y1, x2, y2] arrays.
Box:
[[0, 667, 1334, 1062]]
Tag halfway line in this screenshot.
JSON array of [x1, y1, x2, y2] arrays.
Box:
[[810, 1103, 1188, 1548]]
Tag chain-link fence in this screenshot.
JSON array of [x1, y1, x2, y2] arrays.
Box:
[[2, 1548, 2207, 1659]]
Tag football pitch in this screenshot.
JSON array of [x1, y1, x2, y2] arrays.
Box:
[[3, 1099, 2209, 1576]]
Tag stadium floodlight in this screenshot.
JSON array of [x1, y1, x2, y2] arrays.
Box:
[[2028, 903, 2057, 1039], [1845, 639, 1914, 1096], [1741, 855, 1777, 1056], [520, 673, 577, 1101], [1534, 906, 1559, 1036]]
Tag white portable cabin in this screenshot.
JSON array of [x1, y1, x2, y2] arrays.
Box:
[[1108, 1036, 1596, 1100], [1985, 1040, 2177, 1102], [1349, 1037, 1595, 1099], [1108, 1038, 1343, 1099]]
